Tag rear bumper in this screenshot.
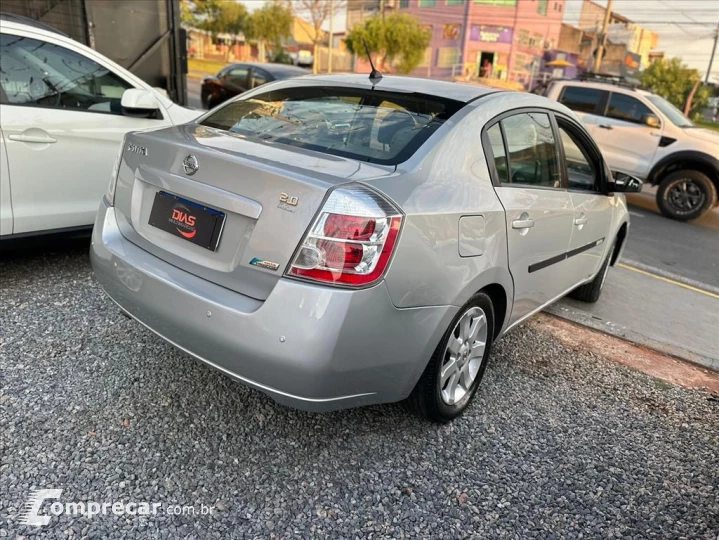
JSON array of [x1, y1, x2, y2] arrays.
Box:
[[91, 200, 456, 411]]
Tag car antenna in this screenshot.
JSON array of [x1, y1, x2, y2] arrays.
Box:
[[363, 40, 383, 85]]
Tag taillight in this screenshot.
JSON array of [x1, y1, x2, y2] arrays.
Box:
[[287, 184, 403, 287]]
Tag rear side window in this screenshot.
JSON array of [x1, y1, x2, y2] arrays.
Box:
[[559, 86, 604, 114], [498, 112, 561, 188], [486, 124, 508, 183], [250, 69, 270, 88], [226, 67, 248, 86], [201, 86, 463, 165], [606, 93, 654, 124]]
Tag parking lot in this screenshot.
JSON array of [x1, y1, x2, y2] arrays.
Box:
[[1, 242, 717, 539]]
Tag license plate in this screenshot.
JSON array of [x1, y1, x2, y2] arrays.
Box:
[[148, 191, 225, 251]]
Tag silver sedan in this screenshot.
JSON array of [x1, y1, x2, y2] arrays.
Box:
[[91, 74, 639, 422]]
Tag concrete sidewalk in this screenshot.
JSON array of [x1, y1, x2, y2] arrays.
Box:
[[550, 265, 719, 372]]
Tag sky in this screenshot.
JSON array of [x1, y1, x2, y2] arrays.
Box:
[[239, 0, 719, 80]]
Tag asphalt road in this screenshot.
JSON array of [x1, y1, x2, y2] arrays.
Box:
[[1, 245, 718, 539], [623, 188, 719, 290]]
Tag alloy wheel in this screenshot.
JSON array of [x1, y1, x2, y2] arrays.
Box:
[[440, 306, 488, 405], [668, 180, 705, 212]]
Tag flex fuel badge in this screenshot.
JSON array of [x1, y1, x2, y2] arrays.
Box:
[[250, 258, 280, 271]]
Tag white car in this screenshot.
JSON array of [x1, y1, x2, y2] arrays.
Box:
[[543, 79, 719, 221], [0, 18, 200, 239]]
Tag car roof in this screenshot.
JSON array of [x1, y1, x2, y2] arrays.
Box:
[[295, 74, 496, 103], [230, 62, 309, 75]]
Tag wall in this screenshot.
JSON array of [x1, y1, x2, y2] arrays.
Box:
[[389, 0, 564, 87], [557, 23, 583, 55]]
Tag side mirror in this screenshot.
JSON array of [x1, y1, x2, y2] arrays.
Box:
[[121, 89, 160, 118], [642, 113, 661, 128], [609, 173, 643, 193]]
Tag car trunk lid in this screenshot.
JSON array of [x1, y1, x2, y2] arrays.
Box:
[[113, 124, 394, 300]]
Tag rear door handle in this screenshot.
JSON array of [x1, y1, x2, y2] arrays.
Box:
[[598, 124, 613, 130], [512, 218, 535, 229], [8, 134, 57, 144], [574, 217, 588, 226]]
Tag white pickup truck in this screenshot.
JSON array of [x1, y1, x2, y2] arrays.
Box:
[[542, 79, 719, 221]]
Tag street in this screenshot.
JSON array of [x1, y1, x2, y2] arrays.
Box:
[[1, 244, 717, 539], [623, 188, 719, 289]]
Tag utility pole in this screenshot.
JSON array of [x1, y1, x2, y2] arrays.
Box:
[[380, 0, 385, 20], [593, 0, 614, 73], [328, 0, 334, 73], [706, 22, 719, 83]]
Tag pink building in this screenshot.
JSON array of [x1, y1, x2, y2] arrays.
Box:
[[390, 0, 565, 88]]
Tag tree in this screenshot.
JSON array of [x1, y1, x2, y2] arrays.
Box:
[[295, 0, 345, 74], [182, 0, 221, 34], [181, 0, 247, 61], [344, 13, 431, 74], [180, 0, 195, 27], [640, 57, 711, 121], [216, 2, 248, 61], [245, 1, 293, 63]]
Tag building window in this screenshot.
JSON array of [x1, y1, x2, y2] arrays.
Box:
[[419, 0, 436, 7], [437, 47, 460, 67], [517, 29, 530, 46], [399, 0, 410, 7], [446, 0, 464, 5], [537, 0, 548, 15]]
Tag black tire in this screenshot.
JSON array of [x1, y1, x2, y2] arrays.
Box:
[[656, 170, 717, 222], [405, 292, 495, 423], [570, 241, 614, 303]]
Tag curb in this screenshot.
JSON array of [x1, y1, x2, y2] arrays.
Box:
[[545, 303, 719, 373], [533, 313, 719, 393]]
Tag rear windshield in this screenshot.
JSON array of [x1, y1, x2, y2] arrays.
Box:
[[200, 85, 464, 165]]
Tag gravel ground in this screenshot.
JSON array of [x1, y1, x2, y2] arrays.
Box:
[[1, 242, 718, 539]]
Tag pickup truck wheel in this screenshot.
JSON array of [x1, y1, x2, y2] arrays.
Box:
[[405, 293, 494, 423], [570, 240, 615, 303], [656, 170, 717, 221]]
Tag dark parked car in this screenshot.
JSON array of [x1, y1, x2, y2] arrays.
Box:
[[200, 63, 308, 109]]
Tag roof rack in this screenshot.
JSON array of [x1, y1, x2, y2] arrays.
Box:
[[577, 72, 639, 91], [531, 73, 642, 96], [0, 12, 67, 36]]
